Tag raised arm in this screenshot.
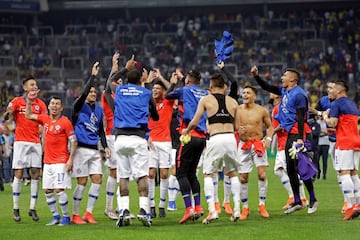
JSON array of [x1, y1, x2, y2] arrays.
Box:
[[251, 66, 281, 95]]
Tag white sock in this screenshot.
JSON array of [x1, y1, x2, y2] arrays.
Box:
[[168, 175, 179, 202], [73, 184, 85, 215], [120, 196, 130, 211], [86, 183, 101, 213], [341, 175, 355, 207], [45, 192, 58, 216], [351, 175, 360, 204], [148, 178, 156, 207], [275, 169, 293, 198], [338, 174, 346, 202], [240, 182, 249, 208], [105, 176, 116, 210], [57, 191, 69, 217], [30, 179, 39, 210], [12, 177, 22, 209], [139, 196, 150, 213], [223, 175, 231, 203], [159, 178, 168, 208], [230, 176, 241, 212], [212, 173, 219, 203], [258, 179, 268, 206], [116, 185, 121, 211], [204, 177, 215, 213], [299, 180, 306, 200]]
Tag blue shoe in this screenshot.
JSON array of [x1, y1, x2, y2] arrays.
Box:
[[58, 216, 70, 226], [137, 208, 152, 227], [167, 201, 177, 211], [46, 215, 61, 226]]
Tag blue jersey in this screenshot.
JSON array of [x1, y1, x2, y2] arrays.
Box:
[[168, 85, 208, 133], [114, 83, 152, 129], [277, 86, 309, 132], [74, 103, 103, 145]]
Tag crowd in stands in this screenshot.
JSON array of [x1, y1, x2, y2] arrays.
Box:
[[0, 6, 360, 114]]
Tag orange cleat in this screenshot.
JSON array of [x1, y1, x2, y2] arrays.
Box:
[[341, 202, 348, 214], [301, 198, 309, 207], [194, 205, 204, 220], [214, 202, 221, 214], [202, 211, 219, 224], [179, 207, 195, 224], [258, 205, 269, 218], [71, 214, 86, 224], [223, 202, 233, 215], [83, 211, 97, 224], [240, 207, 249, 220], [343, 206, 359, 221], [283, 197, 294, 210]]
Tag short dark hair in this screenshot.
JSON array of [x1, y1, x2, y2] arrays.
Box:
[[23, 76, 35, 85], [188, 70, 201, 83], [153, 79, 167, 90], [49, 96, 62, 105], [244, 85, 257, 95], [127, 69, 141, 84], [285, 68, 300, 80], [210, 73, 225, 89], [334, 79, 349, 92]]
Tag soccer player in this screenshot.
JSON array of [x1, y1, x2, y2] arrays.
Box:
[[269, 93, 307, 210], [181, 73, 241, 224], [101, 53, 136, 220], [25, 95, 77, 226], [113, 68, 159, 228], [235, 85, 274, 220], [322, 80, 360, 221], [71, 62, 111, 224], [252, 66, 319, 215], [166, 69, 207, 224], [147, 76, 174, 218], [4, 76, 47, 222]]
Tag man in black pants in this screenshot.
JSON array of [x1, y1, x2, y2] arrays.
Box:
[[251, 66, 319, 214]]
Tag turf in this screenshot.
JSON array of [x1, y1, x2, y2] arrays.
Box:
[[0, 157, 359, 240]]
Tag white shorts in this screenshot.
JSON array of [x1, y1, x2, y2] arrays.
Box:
[[274, 150, 287, 172], [329, 141, 336, 169], [203, 133, 238, 174], [42, 163, 72, 190], [73, 147, 103, 177], [104, 135, 117, 169], [334, 149, 360, 171], [237, 140, 268, 174], [12, 141, 42, 169], [149, 141, 172, 169], [114, 135, 149, 181], [171, 148, 177, 166]]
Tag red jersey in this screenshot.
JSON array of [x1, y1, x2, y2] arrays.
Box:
[[38, 114, 75, 164], [148, 98, 174, 142], [272, 104, 288, 151], [9, 96, 47, 143], [101, 92, 115, 135]]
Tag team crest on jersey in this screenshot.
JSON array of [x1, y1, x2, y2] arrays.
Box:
[[55, 125, 61, 131], [157, 102, 164, 110], [35, 105, 40, 111]]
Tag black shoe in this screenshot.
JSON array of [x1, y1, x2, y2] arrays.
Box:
[[28, 209, 39, 221], [159, 207, 166, 218], [150, 206, 156, 218], [0, 183, 4, 191], [323, 175, 326, 180], [13, 209, 21, 222]]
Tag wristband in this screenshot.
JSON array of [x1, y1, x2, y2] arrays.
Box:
[[317, 111, 322, 116], [266, 136, 272, 142]]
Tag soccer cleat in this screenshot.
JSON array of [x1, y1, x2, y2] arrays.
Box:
[[46, 215, 61, 226], [202, 211, 219, 224], [341, 202, 348, 214], [116, 209, 131, 227], [230, 209, 240, 222], [308, 201, 319, 214], [29, 209, 39, 221], [159, 207, 166, 218], [194, 205, 204, 220], [167, 201, 177, 211], [258, 205, 269, 218], [301, 198, 309, 207], [104, 209, 118, 220], [283, 197, 294, 210], [240, 207, 249, 220], [214, 202, 221, 214], [343, 206, 359, 221], [284, 202, 303, 214], [223, 202, 233, 215], [71, 214, 86, 224], [83, 211, 97, 224], [58, 216, 71, 226], [150, 206, 156, 218], [13, 209, 21, 222], [137, 208, 152, 227], [179, 207, 195, 224]]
